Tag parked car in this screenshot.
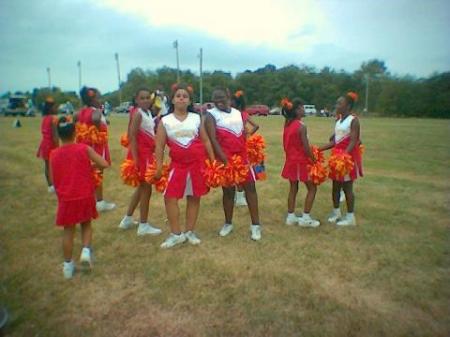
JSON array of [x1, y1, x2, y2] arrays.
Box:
[[193, 102, 215, 113], [5, 95, 28, 116], [269, 107, 281, 115], [114, 101, 132, 113], [304, 104, 317, 116], [247, 105, 269, 116]]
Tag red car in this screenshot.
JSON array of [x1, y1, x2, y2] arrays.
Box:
[[246, 105, 269, 116]]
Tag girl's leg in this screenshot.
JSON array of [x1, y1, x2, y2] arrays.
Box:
[[303, 181, 317, 214], [332, 180, 342, 209], [63, 226, 76, 261], [80, 221, 92, 248], [243, 182, 260, 225], [185, 196, 200, 232], [287, 180, 299, 213], [342, 181, 355, 213], [95, 171, 103, 201], [44, 160, 51, 186], [127, 187, 141, 216], [222, 186, 235, 224], [165, 197, 181, 234], [328, 180, 343, 222], [139, 182, 152, 223]]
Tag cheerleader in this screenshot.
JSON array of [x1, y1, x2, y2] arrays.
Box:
[[154, 83, 215, 248], [50, 116, 109, 278], [320, 92, 363, 226], [74, 87, 115, 212], [281, 98, 320, 227], [231, 90, 259, 207], [205, 87, 262, 241], [119, 88, 162, 236], [36, 97, 59, 192]]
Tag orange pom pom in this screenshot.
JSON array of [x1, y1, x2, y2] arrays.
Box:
[[223, 155, 249, 187], [328, 149, 354, 180], [203, 159, 226, 188], [120, 159, 140, 187], [310, 145, 325, 163], [92, 168, 102, 187], [359, 144, 365, 155], [144, 160, 170, 193], [308, 162, 328, 185], [281, 98, 293, 110], [235, 90, 244, 98], [120, 133, 129, 148], [347, 91, 358, 102], [246, 134, 266, 165]]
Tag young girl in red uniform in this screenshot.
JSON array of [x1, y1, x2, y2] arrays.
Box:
[[231, 90, 259, 207], [320, 92, 363, 226], [50, 116, 109, 279], [154, 84, 215, 248], [120, 88, 162, 236], [36, 97, 59, 193], [74, 87, 115, 212], [205, 87, 262, 241], [281, 98, 320, 227]]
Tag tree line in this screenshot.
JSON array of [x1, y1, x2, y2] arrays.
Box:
[[4, 59, 449, 118]]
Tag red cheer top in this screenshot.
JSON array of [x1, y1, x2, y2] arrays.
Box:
[[36, 115, 58, 160], [283, 119, 309, 164], [208, 106, 246, 159], [50, 143, 95, 201]]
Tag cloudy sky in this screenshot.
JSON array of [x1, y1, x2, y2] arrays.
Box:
[[1, 0, 449, 94]]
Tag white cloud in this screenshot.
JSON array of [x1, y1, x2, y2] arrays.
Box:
[[95, 0, 333, 51]]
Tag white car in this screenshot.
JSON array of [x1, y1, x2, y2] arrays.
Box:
[[304, 104, 317, 116]]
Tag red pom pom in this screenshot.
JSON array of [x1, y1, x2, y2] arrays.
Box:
[[92, 168, 102, 187], [203, 159, 226, 188], [246, 134, 266, 165], [120, 159, 140, 187], [120, 133, 129, 148], [308, 162, 328, 185], [144, 160, 170, 193], [310, 145, 325, 163], [328, 149, 354, 180]]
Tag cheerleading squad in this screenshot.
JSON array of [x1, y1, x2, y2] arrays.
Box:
[[36, 85, 363, 279]]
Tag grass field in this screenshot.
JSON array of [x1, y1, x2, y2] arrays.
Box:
[[0, 115, 449, 337]]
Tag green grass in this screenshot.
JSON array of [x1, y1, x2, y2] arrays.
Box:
[[0, 115, 449, 337]]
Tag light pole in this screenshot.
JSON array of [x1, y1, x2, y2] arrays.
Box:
[[173, 40, 180, 83], [47, 67, 51, 89], [77, 61, 82, 91], [199, 48, 203, 106], [364, 73, 369, 114], [115, 52, 122, 104]]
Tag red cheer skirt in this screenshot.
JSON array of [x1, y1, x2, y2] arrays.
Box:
[[56, 196, 98, 227]]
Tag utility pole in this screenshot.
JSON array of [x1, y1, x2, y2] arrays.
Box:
[[364, 73, 369, 114], [77, 61, 82, 91], [199, 48, 203, 106], [173, 40, 180, 83], [47, 67, 51, 89], [115, 52, 122, 104]]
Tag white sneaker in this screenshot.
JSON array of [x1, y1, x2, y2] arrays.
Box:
[[137, 223, 162, 236], [160, 233, 186, 248], [63, 260, 75, 279], [48, 185, 55, 193], [80, 247, 93, 269], [235, 191, 247, 206], [250, 225, 262, 241], [298, 217, 320, 228], [340, 191, 346, 203], [285, 214, 299, 226], [96, 200, 116, 212], [336, 214, 357, 226], [219, 224, 234, 237], [185, 231, 201, 245], [327, 210, 342, 223], [119, 216, 137, 229]]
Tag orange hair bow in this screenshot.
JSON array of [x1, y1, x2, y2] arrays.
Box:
[[347, 92, 358, 102], [281, 98, 293, 110]]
